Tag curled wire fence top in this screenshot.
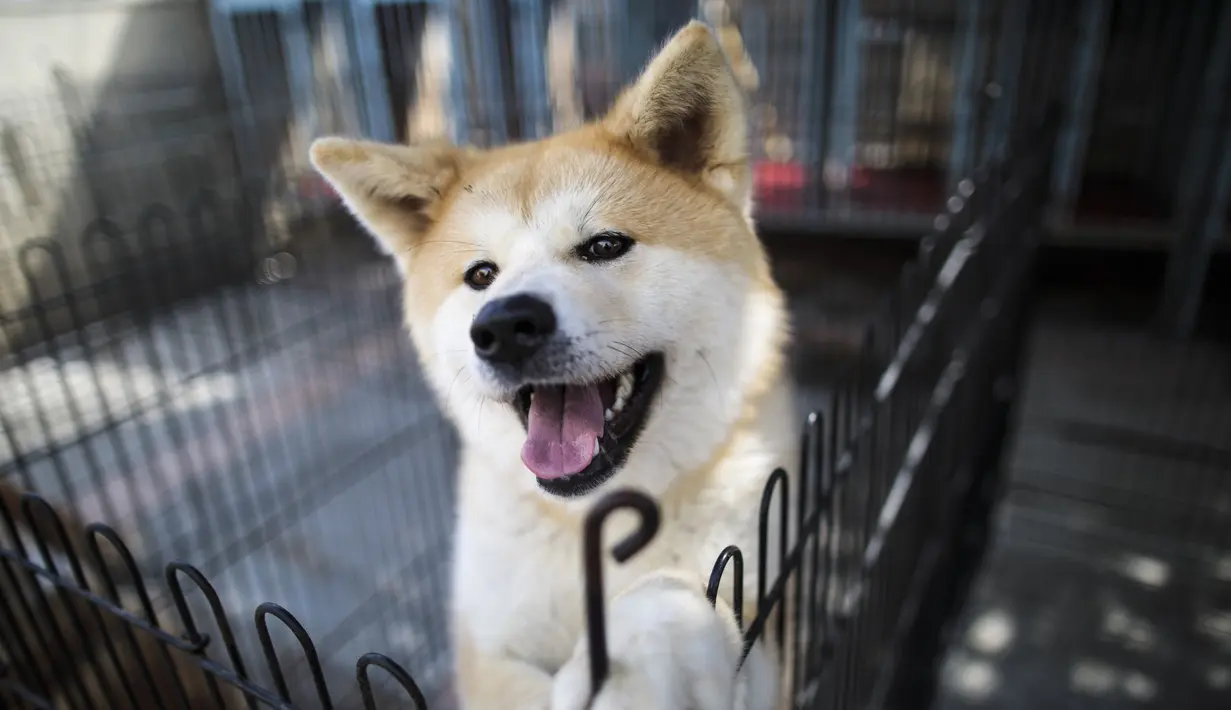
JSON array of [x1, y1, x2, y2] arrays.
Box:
[[0, 488, 435, 709], [0, 104, 1057, 708], [0, 4, 1074, 704]]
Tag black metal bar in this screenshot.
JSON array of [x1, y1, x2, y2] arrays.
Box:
[[165, 561, 257, 709], [356, 652, 428, 710], [580, 488, 662, 701], [87, 523, 190, 710], [2, 488, 440, 709], [0, 24, 1078, 710], [255, 602, 333, 708], [705, 545, 745, 631], [21, 495, 136, 709], [754, 466, 789, 656]]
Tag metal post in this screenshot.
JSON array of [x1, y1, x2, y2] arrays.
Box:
[[1051, 0, 1110, 220], [1159, 118, 1231, 339], [1175, 3, 1231, 223], [1153, 0, 1212, 196], [1136, 2, 1185, 180], [796, 0, 830, 177], [208, 2, 260, 181], [982, 0, 1027, 161], [603, 0, 629, 86], [1159, 4, 1231, 340], [317, 0, 348, 132], [623, 0, 657, 83], [948, 0, 983, 191], [443, 1, 471, 146], [318, 0, 364, 135], [465, 0, 510, 146], [826, 0, 863, 195], [349, 0, 396, 142], [280, 2, 320, 152], [512, 0, 551, 139], [743, 3, 769, 160], [745, 6, 768, 75]]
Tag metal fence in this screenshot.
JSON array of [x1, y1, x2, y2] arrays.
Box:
[[0, 55, 1059, 706], [0, 0, 1224, 707], [12, 0, 1210, 237], [0, 188, 459, 705], [2, 0, 1227, 339]]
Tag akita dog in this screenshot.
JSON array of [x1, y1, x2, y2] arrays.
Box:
[[311, 22, 796, 710]]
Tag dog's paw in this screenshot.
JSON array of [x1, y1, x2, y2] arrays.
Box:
[[551, 571, 774, 710]]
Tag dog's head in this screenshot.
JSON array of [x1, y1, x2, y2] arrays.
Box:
[[311, 22, 788, 501]]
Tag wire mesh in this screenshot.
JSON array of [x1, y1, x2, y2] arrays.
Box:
[[0, 1, 1228, 708], [0, 110, 1055, 707], [0, 189, 461, 705], [4, 0, 1228, 241]]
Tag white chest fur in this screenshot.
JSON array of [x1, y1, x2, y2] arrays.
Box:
[[452, 489, 750, 671], [450, 379, 796, 674]]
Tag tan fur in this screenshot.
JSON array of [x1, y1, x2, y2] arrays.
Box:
[[313, 22, 796, 710]]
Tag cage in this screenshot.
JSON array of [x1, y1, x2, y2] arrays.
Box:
[[0, 195, 461, 704], [0, 1, 1229, 709], [0, 116, 1057, 707], [1058, 0, 1229, 230]]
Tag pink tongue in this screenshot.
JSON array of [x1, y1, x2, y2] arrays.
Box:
[[521, 384, 604, 479]]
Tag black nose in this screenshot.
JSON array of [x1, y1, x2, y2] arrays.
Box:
[[470, 294, 557, 365]]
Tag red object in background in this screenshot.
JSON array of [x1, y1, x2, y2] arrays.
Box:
[[850, 165, 872, 189], [754, 160, 806, 208], [298, 173, 339, 202]]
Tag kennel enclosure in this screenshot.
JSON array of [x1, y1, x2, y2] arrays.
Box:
[[0, 106, 1058, 708], [2, 0, 1227, 331], [1, 0, 1230, 708]]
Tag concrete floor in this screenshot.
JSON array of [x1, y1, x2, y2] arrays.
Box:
[[934, 289, 1231, 710]]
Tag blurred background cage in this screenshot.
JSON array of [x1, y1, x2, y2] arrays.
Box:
[[0, 0, 1229, 708]]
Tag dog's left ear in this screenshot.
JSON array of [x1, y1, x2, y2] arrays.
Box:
[[603, 21, 751, 212], [309, 137, 467, 256]]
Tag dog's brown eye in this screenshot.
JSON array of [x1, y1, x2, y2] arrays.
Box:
[[463, 261, 499, 290], [578, 232, 634, 262]]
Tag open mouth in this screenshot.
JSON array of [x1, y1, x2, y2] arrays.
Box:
[[514, 353, 665, 497]]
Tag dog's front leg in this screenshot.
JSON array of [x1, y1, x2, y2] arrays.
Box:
[[550, 571, 778, 710], [455, 628, 556, 710]]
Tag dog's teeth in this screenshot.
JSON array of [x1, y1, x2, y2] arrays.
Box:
[[612, 372, 634, 414], [593, 439, 601, 457], [618, 371, 634, 398], [604, 408, 613, 421]]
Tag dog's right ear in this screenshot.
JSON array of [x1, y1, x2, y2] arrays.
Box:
[[603, 22, 751, 213], [309, 137, 466, 256]]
